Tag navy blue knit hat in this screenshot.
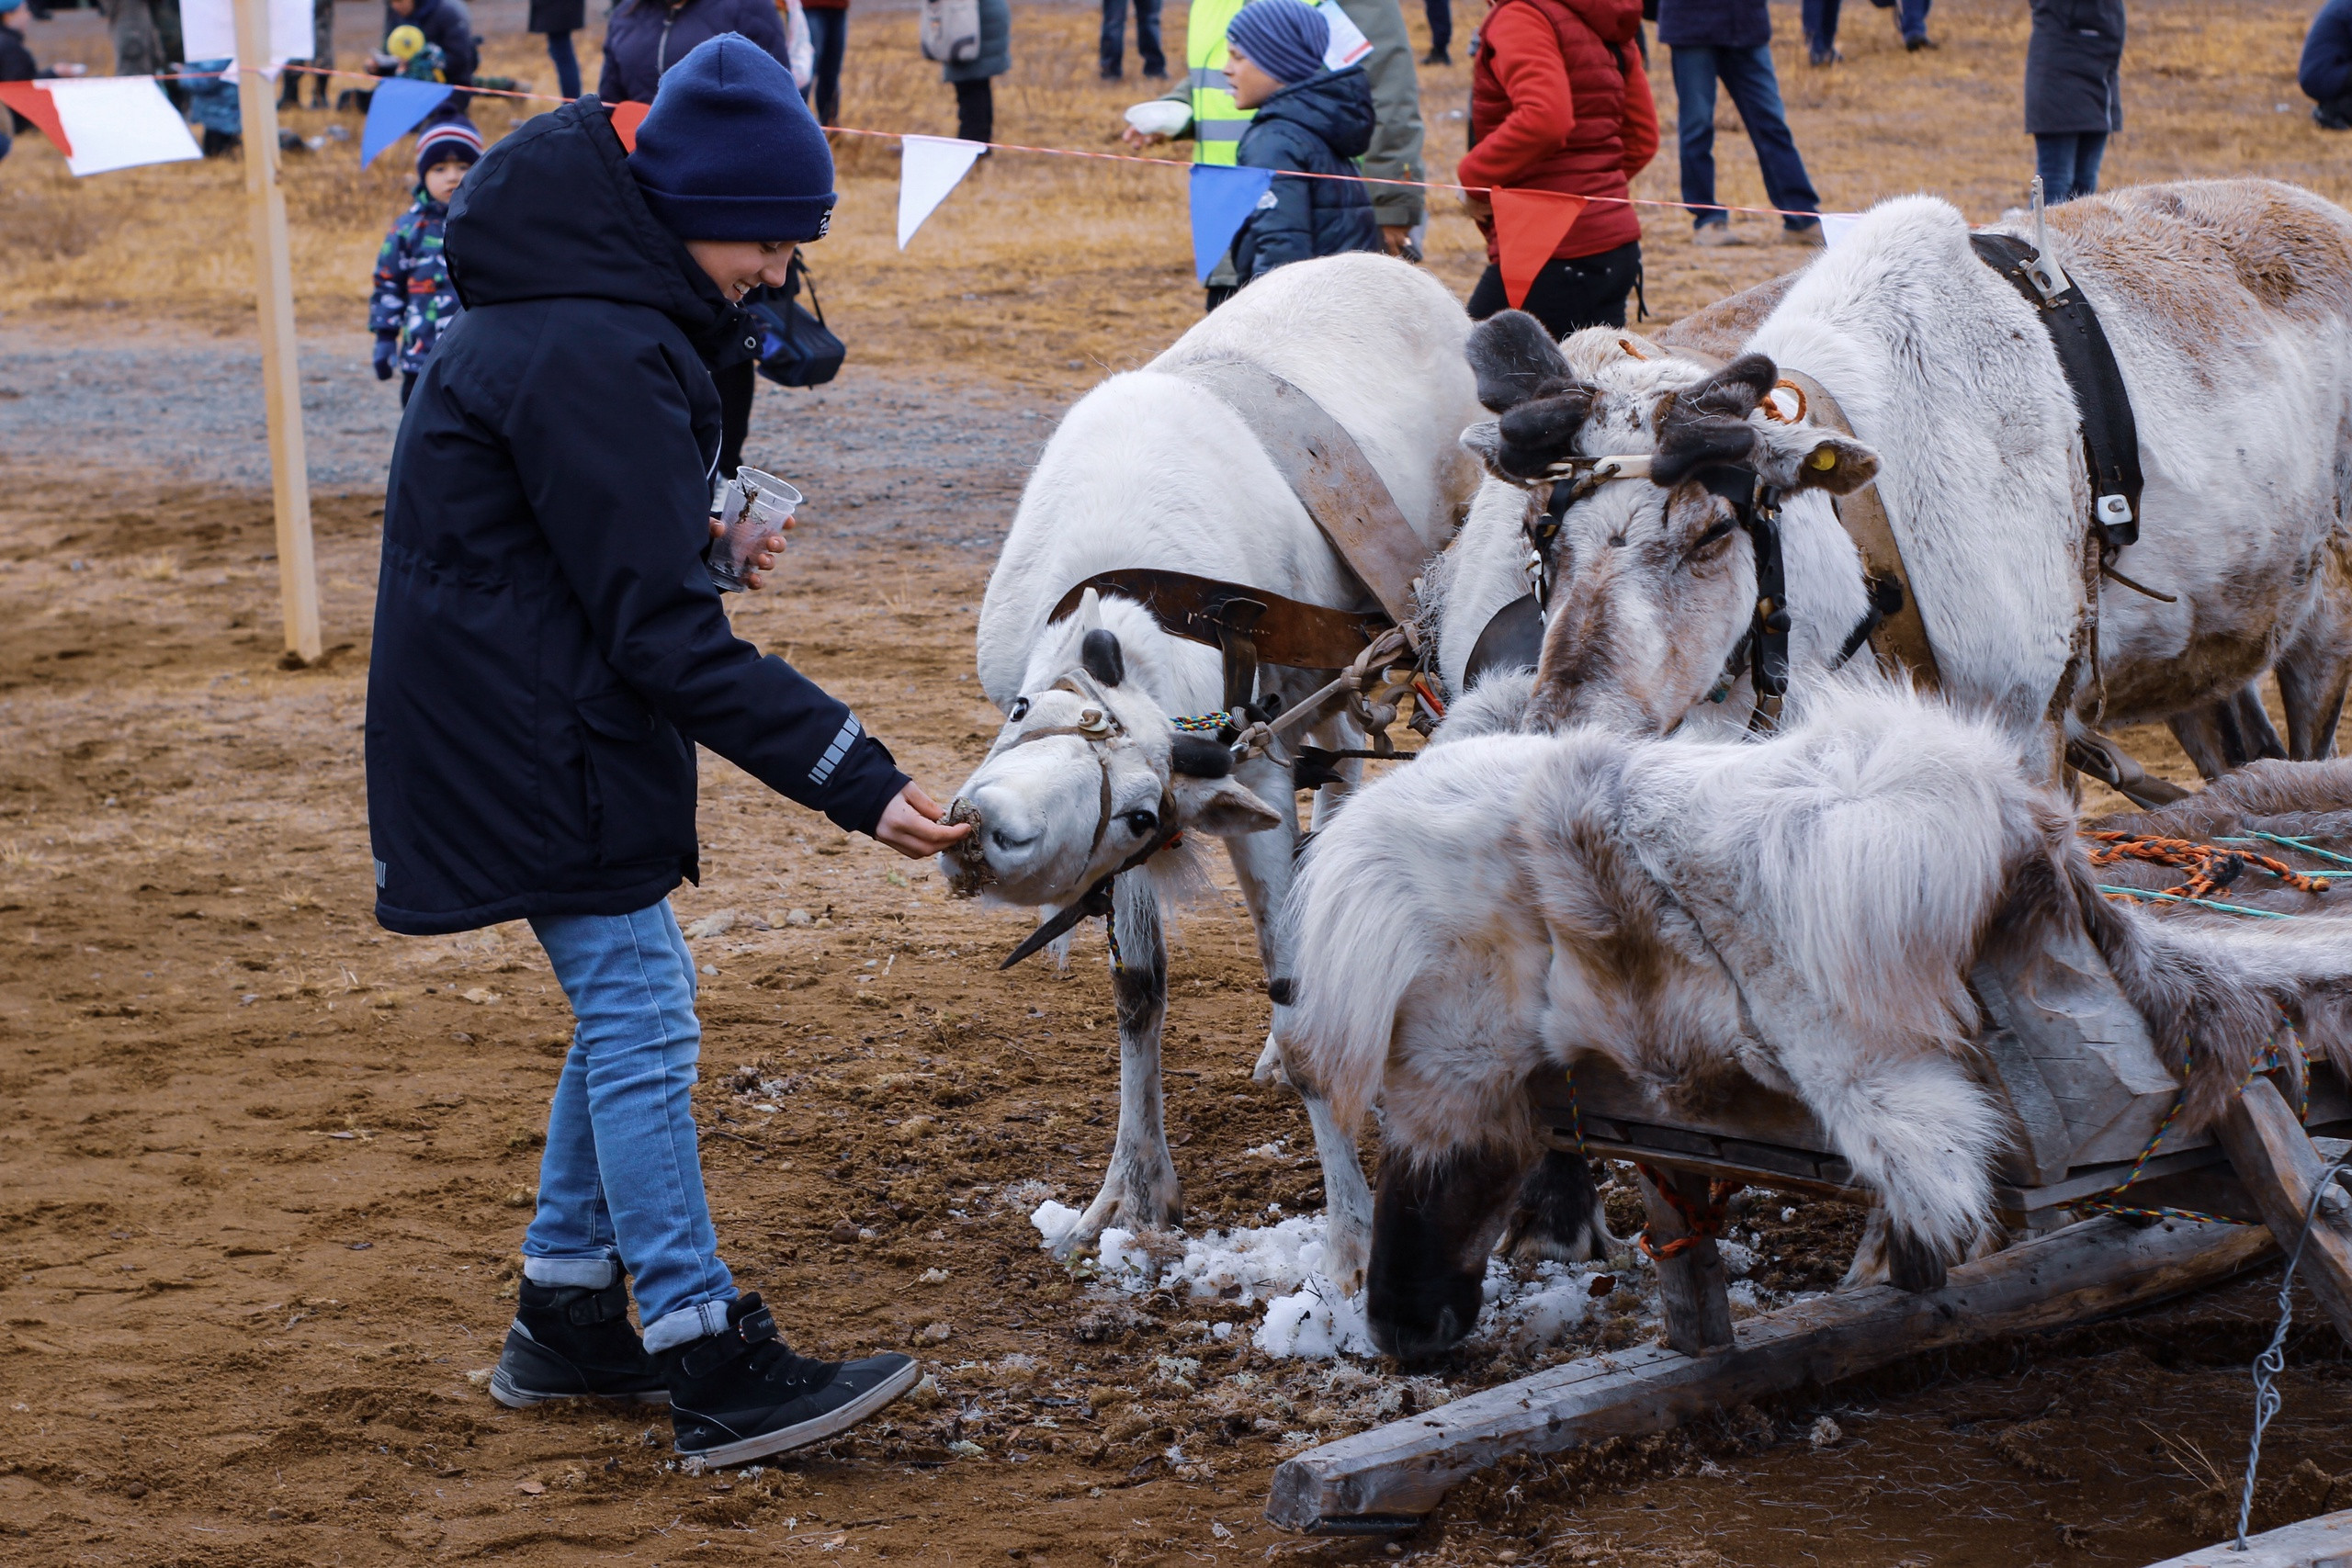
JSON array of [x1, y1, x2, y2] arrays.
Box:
[[627, 35, 836, 243], [1227, 0, 1329, 86]]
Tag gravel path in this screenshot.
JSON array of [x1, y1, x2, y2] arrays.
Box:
[[0, 322, 1054, 553]]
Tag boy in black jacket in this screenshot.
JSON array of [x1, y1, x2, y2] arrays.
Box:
[[1223, 0, 1381, 287], [367, 36, 967, 1467]]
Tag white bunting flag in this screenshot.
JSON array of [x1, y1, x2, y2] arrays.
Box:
[[1818, 212, 1863, 251], [897, 135, 987, 251], [180, 0, 317, 73], [40, 78, 203, 176]]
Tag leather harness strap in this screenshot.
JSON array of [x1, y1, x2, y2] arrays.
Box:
[[1173, 359, 1430, 629], [1772, 367, 1944, 691], [1969, 231, 2146, 551], [1046, 568, 1391, 673]]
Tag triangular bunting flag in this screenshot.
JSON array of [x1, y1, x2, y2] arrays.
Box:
[[360, 78, 454, 167], [897, 135, 986, 250], [33, 78, 200, 176], [1189, 163, 1275, 285], [1491, 189, 1588, 309], [610, 100, 650, 152], [0, 81, 69, 156], [179, 0, 315, 76], [1818, 212, 1863, 250]]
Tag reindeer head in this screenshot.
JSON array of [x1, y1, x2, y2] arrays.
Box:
[[1458, 312, 1881, 734], [941, 591, 1282, 910]]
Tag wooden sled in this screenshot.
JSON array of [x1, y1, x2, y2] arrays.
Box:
[[1266, 917, 2352, 1534]]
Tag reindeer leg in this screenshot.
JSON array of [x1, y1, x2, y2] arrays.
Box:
[[2278, 647, 2350, 761], [1227, 751, 1377, 1296], [1056, 874, 1181, 1257]]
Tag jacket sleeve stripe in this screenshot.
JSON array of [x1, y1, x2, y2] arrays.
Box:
[[808, 716, 863, 787]]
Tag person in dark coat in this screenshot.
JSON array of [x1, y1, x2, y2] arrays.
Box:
[[943, 0, 1009, 143], [1224, 0, 1381, 285], [2301, 0, 2352, 130], [0, 0, 39, 163], [2025, 0, 2123, 202], [804, 0, 846, 123], [529, 0, 586, 99], [597, 0, 789, 103], [372, 34, 966, 1464], [385, 0, 475, 85], [1656, 0, 1822, 244]]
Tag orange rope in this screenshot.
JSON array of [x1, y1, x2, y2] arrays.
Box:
[[1633, 1162, 1742, 1263], [2085, 831, 2332, 903]]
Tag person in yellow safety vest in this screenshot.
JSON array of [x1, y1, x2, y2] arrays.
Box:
[[1123, 0, 1424, 309]]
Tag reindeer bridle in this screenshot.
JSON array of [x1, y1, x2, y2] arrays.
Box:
[[1525, 455, 1792, 727]]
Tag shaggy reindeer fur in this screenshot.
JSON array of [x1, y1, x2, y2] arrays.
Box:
[[1283, 678, 2352, 1269], [1442, 181, 2352, 776]]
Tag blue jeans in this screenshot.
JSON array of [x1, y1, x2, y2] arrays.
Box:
[[1425, 0, 1453, 57], [807, 6, 846, 127], [544, 29, 581, 100], [522, 900, 737, 1354], [1099, 0, 1164, 76], [1670, 45, 1821, 231], [2034, 132, 2106, 204], [1895, 0, 1930, 40], [1802, 0, 1839, 54]]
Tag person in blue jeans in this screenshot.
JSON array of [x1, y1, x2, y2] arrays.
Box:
[[367, 38, 970, 1467], [1100, 0, 1164, 79], [1802, 0, 1840, 65], [1657, 0, 1822, 246], [1868, 0, 1934, 51], [2028, 0, 2122, 198]]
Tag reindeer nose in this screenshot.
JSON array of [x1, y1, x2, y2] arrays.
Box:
[[968, 785, 1045, 864]]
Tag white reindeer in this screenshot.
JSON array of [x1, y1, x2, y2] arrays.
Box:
[[1281, 676, 2352, 1358], [1448, 181, 2352, 773], [941, 254, 1487, 1290]]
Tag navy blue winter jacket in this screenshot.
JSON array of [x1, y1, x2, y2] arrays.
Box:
[[2304, 0, 2352, 106], [1232, 68, 1382, 287], [597, 0, 792, 103], [366, 97, 907, 936], [383, 0, 478, 85], [1655, 0, 1769, 50]]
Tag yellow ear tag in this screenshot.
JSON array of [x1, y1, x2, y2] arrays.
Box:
[[1807, 448, 1838, 471]]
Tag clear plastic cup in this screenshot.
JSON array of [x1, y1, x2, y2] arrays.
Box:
[[706, 467, 801, 592]]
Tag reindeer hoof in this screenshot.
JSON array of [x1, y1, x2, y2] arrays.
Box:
[[1057, 1164, 1182, 1259], [1251, 1032, 1293, 1088]]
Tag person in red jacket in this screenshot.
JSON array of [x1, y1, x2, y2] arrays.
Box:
[[1457, 0, 1658, 338]]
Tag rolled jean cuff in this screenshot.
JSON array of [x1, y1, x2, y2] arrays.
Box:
[[643, 1295, 736, 1354], [522, 1254, 619, 1289]]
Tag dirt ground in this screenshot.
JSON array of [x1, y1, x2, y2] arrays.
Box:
[[7, 0, 2352, 1562]]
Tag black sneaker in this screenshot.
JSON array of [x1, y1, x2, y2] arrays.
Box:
[[656, 1294, 920, 1467], [490, 1279, 670, 1408]]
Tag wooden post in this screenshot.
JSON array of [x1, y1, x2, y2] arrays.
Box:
[[1265, 1215, 2274, 1533], [231, 0, 322, 667], [2216, 1075, 2352, 1348], [1635, 1166, 1734, 1356]]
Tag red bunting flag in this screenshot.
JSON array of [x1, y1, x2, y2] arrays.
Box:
[[1491, 189, 1589, 310], [610, 99, 650, 152], [0, 80, 71, 157]]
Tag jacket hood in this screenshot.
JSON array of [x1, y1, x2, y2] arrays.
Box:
[[1253, 67, 1375, 161], [1546, 0, 1645, 47], [445, 96, 748, 355]]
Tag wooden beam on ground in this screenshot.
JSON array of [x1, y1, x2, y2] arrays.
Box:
[[2217, 1076, 2352, 1348], [2135, 1506, 2352, 1568], [1264, 1215, 2273, 1534], [232, 0, 322, 667]]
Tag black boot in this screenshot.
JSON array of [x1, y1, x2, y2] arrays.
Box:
[[656, 1294, 917, 1466], [491, 1278, 670, 1408]]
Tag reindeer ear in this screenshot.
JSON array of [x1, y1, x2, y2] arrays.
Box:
[[1080, 627, 1125, 686], [1076, 587, 1104, 634], [1465, 310, 1573, 412], [1750, 423, 1881, 495], [1170, 773, 1281, 837]]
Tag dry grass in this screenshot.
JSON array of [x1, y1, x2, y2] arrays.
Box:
[[1, 0, 2346, 393]]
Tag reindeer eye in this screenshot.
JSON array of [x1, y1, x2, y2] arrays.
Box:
[[1123, 809, 1159, 837], [1684, 515, 1737, 560], [1009, 697, 1030, 722]]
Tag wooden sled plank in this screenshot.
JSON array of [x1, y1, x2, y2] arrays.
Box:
[[2135, 1506, 2352, 1568], [2217, 1077, 2352, 1348], [1264, 1215, 2273, 1534]]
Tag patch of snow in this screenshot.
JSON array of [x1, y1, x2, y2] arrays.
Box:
[[1029, 1200, 1083, 1249], [1254, 1280, 1374, 1359]]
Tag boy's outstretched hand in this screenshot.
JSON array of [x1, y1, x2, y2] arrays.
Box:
[[876, 782, 972, 859]]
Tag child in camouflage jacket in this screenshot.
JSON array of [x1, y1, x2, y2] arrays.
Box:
[[370, 116, 481, 405]]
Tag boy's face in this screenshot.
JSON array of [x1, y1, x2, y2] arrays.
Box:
[[389, 0, 415, 16], [423, 157, 467, 202], [684, 239, 800, 303], [1225, 46, 1284, 110]]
